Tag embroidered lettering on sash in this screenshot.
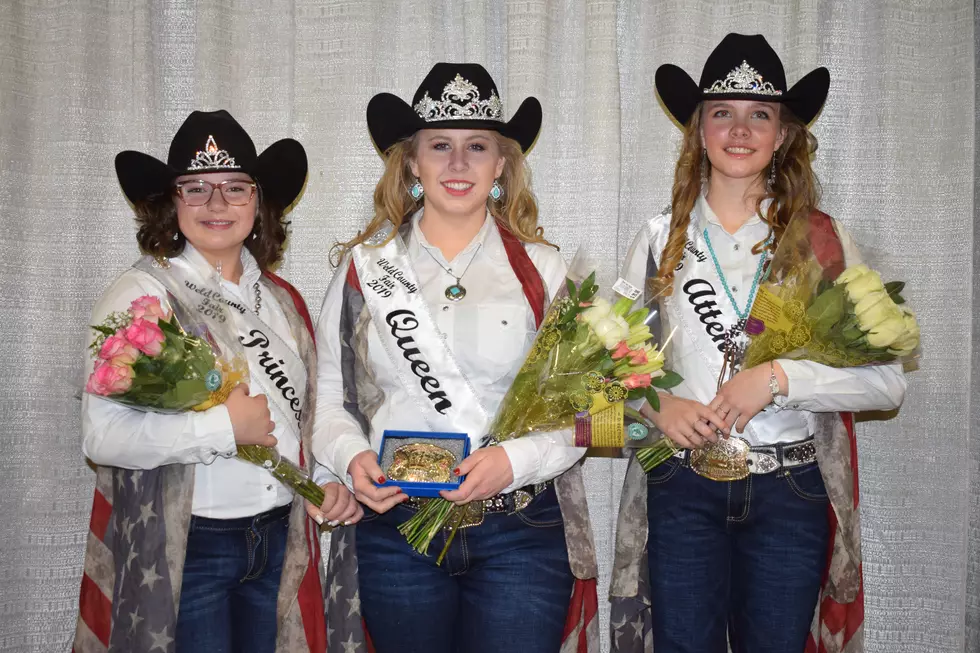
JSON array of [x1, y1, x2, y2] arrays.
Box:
[[184, 280, 248, 321], [384, 309, 452, 414], [364, 258, 421, 298], [682, 278, 728, 352], [240, 329, 303, 423], [684, 240, 707, 263]]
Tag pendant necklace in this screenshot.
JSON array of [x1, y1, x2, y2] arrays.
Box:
[[422, 243, 483, 302]]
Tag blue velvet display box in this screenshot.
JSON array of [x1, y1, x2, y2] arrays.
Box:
[[376, 430, 470, 498]]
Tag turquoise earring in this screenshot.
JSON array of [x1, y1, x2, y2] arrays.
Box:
[[410, 180, 424, 200], [489, 180, 503, 201]]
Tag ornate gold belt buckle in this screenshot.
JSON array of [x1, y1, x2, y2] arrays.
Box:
[[689, 437, 752, 481]]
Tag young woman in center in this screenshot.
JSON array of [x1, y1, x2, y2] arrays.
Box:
[[313, 63, 597, 653], [611, 34, 907, 653]]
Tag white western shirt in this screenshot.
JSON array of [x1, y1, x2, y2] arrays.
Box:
[[82, 244, 302, 518], [620, 196, 907, 446], [313, 213, 586, 492]]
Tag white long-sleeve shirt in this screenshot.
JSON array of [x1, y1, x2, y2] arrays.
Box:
[[620, 196, 906, 446], [82, 244, 301, 518], [312, 214, 586, 492]]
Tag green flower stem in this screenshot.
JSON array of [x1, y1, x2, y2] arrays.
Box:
[[398, 497, 456, 558], [635, 438, 677, 473], [236, 445, 324, 506]]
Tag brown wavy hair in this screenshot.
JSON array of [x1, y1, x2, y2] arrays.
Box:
[[650, 104, 820, 296], [331, 131, 553, 266], [134, 187, 288, 271]]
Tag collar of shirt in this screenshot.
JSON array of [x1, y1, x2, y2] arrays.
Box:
[[180, 242, 262, 301], [407, 208, 509, 271], [695, 193, 772, 239]]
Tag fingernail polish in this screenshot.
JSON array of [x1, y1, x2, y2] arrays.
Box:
[[377, 475, 386, 483], [313, 514, 324, 526], [327, 520, 340, 527], [453, 468, 460, 476]]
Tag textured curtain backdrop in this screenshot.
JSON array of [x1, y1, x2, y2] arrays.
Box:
[[0, 2, 973, 651]]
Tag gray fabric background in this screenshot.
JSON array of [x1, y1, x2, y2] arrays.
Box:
[[0, 1, 974, 651]]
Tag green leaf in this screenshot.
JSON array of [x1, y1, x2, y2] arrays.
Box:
[[884, 281, 905, 295], [806, 286, 845, 335], [158, 319, 182, 336], [651, 370, 682, 389], [644, 388, 661, 412], [565, 278, 577, 302], [891, 295, 905, 305], [625, 308, 649, 327], [841, 325, 865, 343], [583, 271, 596, 290], [91, 324, 116, 336]]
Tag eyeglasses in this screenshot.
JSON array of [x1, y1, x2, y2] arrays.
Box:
[[174, 179, 257, 206]]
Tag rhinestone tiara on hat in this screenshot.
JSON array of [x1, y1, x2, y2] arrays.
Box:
[[189, 135, 240, 170], [704, 61, 782, 96], [413, 73, 504, 122]]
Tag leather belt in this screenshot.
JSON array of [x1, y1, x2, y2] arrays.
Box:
[[673, 436, 816, 475], [405, 481, 552, 529]]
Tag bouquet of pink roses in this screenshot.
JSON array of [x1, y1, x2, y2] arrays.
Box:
[[85, 293, 325, 507], [87, 294, 243, 411]]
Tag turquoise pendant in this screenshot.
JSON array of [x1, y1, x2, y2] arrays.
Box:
[[445, 284, 466, 301]]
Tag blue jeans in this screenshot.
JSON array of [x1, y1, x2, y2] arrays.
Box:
[[356, 485, 575, 653], [175, 504, 291, 653], [646, 459, 830, 653]]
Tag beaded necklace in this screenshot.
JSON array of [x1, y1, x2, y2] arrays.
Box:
[[702, 227, 772, 386]]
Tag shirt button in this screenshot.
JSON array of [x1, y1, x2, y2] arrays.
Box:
[[442, 306, 449, 312], [501, 320, 508, 326], [266, 485, 273, 491], [732, 286, 739, 293], [733, 244, 740, 251]]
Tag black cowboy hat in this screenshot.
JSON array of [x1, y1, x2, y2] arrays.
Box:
[[655, 33, 830, 126], [115, 109, 308, 208], [367, 62, 542, 154]]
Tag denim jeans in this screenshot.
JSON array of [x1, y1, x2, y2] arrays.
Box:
[[356, 485, 575, 653], [175, 504, 291, 653], [646, 458, 830, 653]]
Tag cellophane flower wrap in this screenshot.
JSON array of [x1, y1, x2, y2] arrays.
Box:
[[85, 291, 325, 507], [742, 212, 920, 370], [400, 251, 682, 561]]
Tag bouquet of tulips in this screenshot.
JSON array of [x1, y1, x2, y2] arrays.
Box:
[[85, 293, 325, 506], [400, 252, 681, 561], [742, 212, 920, 369]]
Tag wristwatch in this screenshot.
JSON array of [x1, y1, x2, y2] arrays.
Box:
[[768, 361, 780, 397]]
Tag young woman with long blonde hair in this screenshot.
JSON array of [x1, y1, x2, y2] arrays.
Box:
[[314, 64, 597, 653], [611, 34, 906, 653]]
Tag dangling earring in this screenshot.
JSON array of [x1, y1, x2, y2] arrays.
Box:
[[767, 155, 777, 191], [251, 232, 258, 240], [700, 150, 708, 190], [489, 180, 503, 201], [409, 179, 424, 200], [173, 232, 179, 241]]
